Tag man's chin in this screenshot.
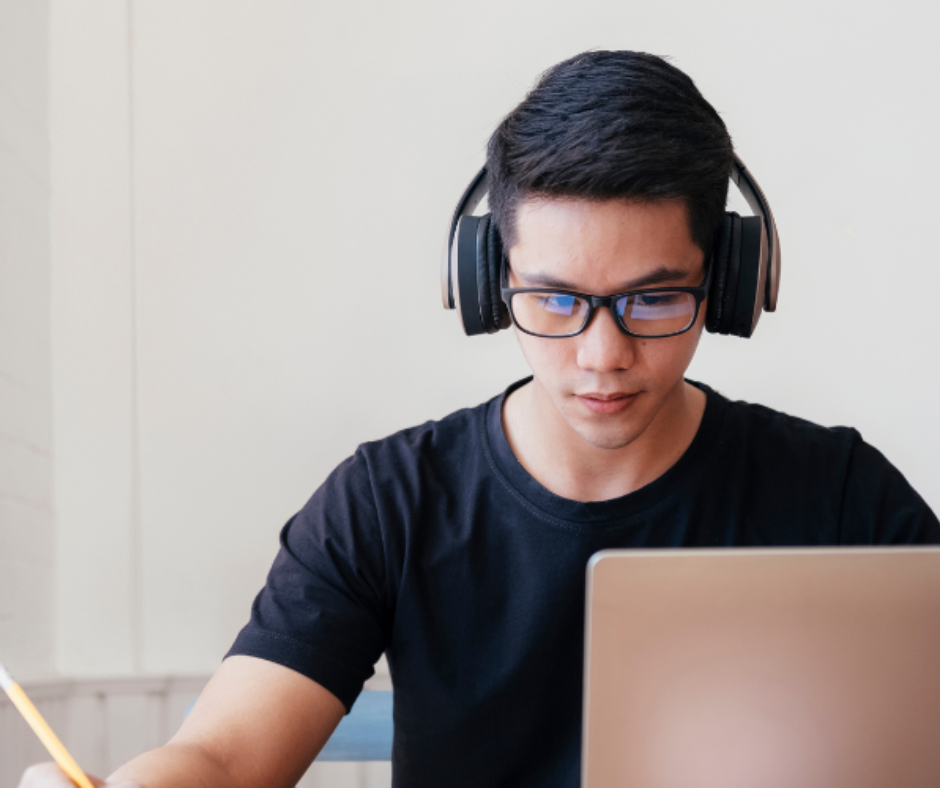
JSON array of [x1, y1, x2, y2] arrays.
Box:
[[572, 426, 643, 451], [562, 412, 647, 450], [559, 395, 652, 451]]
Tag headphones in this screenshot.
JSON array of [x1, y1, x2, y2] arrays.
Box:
[[441, 155, 780, 339]]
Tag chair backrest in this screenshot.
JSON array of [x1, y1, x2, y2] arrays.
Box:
[[317, 690, 393, 761]]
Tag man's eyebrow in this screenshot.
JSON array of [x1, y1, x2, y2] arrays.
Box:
[[514, 265, 695, 291]]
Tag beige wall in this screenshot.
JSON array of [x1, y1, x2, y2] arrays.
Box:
[[51, 0, 139, 677], [0, 0, 54, 682], [20, 0, 940, 684]]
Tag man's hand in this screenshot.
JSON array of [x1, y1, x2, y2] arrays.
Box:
[[17, 762, 139, 788], [16, 657, 345, 788]]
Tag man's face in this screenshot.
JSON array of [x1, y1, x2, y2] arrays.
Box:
[[507, 197, 707, 451]]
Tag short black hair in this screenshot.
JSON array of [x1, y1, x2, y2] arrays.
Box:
[[487, 50, 733, 255]]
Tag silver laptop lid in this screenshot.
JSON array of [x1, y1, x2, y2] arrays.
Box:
[[582, 547, 940, 788]]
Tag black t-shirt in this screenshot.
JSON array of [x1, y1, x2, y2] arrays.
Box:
[[227, 379, 939, 787]]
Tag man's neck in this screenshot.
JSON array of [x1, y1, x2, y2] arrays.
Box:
[[502, 379, 706, 503]]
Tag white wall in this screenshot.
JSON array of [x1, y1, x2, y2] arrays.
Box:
[[0, 0, 54, 682], [47, 0, 940, 679]]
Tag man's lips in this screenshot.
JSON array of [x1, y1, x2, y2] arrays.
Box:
[[576, 392, 639, 415]]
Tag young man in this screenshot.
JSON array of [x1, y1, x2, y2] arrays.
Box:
[[22, 50, 939, 788]]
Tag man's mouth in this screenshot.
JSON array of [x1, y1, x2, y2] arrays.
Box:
[[575, 392, 639, 415]]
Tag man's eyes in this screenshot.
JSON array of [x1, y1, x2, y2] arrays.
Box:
[[635, 293, 682, 307], [534, 293, 684, 312], [537, 295, 581, 315]]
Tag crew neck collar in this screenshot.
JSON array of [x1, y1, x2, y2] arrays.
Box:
[[482, 377, 727, 527]]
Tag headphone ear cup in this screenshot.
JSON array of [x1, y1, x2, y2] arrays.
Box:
[[706, 213, 735, 334], [705, 212, 765, 338], [453, 214, 486, 336], [457, 213, 507, 335], [729, 215, 765, 338], [486, 218, 511, 331], [469, 214, 509, 335]]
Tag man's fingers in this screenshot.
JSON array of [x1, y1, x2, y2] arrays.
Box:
[[19, 763, 90, 788], [17, 762, 115, 788], [19, 763, 77, 788]]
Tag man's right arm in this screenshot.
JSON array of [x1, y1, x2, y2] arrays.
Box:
[[18, 655, 346, 788]]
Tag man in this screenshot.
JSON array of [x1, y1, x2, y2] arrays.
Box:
[[22, 50, 939, 788]]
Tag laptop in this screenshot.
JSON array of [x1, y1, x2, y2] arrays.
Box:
[[582, 547, 940, 788]]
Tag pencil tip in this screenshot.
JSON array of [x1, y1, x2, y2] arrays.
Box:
[[0, 662, 13, 690]]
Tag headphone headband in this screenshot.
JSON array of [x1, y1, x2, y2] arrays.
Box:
[[441, 167, 487, 310], [731, 155, 780, 313]]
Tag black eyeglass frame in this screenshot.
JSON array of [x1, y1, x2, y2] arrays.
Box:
[[500, 263, 712, 340]]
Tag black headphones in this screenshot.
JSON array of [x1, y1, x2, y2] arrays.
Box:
[[441, 155, 780, 339]]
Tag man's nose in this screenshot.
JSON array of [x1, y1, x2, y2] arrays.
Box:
[[576, 306, 636, 372]]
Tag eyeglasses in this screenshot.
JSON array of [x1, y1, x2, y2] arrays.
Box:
[[501, 265, 711, 339]]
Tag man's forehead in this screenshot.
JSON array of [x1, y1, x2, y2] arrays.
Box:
[[507, 196, 705, 290], [510, 264, 700, 292]]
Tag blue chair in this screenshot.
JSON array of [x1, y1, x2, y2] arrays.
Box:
[[317, 689, 393, 761]]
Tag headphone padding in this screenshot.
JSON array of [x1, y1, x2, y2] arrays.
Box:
[[706, 213, 734, 334], [730, 216, 763, 338], [475, 215, 497, 335], [455, 215, 486, 336], [486, 218, 511, 330], [720, 214, 743, 335]]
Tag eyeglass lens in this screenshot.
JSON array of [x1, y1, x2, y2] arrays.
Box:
[[510, 291, 698, 337]]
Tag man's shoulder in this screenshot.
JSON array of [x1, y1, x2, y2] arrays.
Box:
[[698, 383, 939, 544], [344, 390, 503, 494], [359, 396, 491, 459], [703, 383, 862, 460], [699, 383, 865, 502]]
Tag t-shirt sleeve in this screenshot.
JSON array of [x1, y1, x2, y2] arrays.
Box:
[[838, 434, 940, 545], [226, 448, 390, 712]]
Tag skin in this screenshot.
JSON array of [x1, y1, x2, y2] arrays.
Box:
[[502, 196, 708, 502], [19, 656, 344, 788], [19, 196, 710, 788]]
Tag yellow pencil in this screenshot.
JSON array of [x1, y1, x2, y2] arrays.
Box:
[[0, 662, 97, 788]]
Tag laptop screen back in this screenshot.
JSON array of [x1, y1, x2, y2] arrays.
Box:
[[582, 548, 940, 788]]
